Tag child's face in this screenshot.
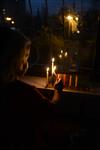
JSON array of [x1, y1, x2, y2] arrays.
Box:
[[19, 42, 31, 75], [23, 43, 31, 63]]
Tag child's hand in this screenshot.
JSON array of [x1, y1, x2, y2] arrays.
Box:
[[54, 75, 64, 91]]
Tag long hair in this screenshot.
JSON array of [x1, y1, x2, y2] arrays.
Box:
[[0, 27, 31, 85]]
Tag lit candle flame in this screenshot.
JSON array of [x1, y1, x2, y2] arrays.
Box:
[[52, 58, 55, 63], [65, 52, 68, 57], [59, 54, 62, 58], [61, 50, 63, 54]]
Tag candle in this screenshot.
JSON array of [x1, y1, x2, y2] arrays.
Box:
[[63, 74, 66, 87], [69, 74, 72, 87], [51, 58, 55, 75], [53, 65, 56, 75], [75, 75, 78, 88], [46, 67, 50, 83]]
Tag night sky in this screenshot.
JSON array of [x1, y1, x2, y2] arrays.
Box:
[[26, 0, 91, 15]]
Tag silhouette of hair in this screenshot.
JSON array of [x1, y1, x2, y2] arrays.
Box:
[[0, 27, 31, 85]]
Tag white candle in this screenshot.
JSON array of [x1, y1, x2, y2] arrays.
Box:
[[51, 58, 55, 75], [53, 65, 56, 75]]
